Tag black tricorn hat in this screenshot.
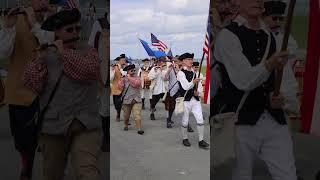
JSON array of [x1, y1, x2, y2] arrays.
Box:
[[193, 62, 200, 67], [119, 54, 126, 59], [178, 53, 194, 61], [114, 57, 120, 61], [41, 8, 81, 31], [123, 64, 135, 71], [142, 58, 150, 62], [263, 1, 287, 16]]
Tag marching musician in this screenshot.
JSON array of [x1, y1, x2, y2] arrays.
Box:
[[88, 10, 109, 152], [177, 53, 209, 149], [110, 54, 126, 122], [23, 8, 102, 180], [148, 56, 168, 120], [118, 64, 145, 135], [263, 0, 299, 67], [0, 0, 54, 179], [214, 0, 298, 179], [137, 58, 152, 110]]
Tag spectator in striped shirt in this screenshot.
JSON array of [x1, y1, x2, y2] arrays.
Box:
[[23, 8, 103, 180]]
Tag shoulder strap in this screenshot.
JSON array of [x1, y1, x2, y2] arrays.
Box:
[[182, 72, 196, 98], [41, 72, 64, 114]]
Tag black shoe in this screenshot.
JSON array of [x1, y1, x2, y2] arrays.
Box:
[[167, 122, 173, 128], [128, 122, 131, 125], [124, 127, 128, 131], [170, 120, 174, 124], [137, 130, 144, 135], [198, 140, 209, 149], [187, 126, 194, 132], [182, 139, 191, 147], [150, 113, 155, 120]]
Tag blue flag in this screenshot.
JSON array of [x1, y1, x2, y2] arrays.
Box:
[[153, 50, 167, 58], [139, 39, 155, 57]]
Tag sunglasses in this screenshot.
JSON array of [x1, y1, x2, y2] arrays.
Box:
[[64, 25, 82, 33], [272, 16, 284, 21]]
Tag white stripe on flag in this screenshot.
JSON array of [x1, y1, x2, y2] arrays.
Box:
[[310, 62, 320, 136]]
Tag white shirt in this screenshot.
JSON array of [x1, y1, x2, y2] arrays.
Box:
[[148, 67, 167, 95], [88, 20, 102, 47], [177, 67, 203, 97], [214, 15, 299, 113], [0, 22, 54, 59]]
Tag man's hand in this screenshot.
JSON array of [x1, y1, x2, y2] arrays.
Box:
[[265, 51, 289, 72], [3, 8, 18, 28], [24, 7, 37, 27], [194, 90, 199, 97], [53, 40, 64, 54], [193, 78, 200, 84], [270, 94, 285, 109]]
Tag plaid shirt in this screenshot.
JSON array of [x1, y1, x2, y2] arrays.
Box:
[[23, 48, 100, 95]]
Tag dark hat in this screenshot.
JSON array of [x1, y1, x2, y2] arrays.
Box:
[[193, 62, 200, 67], [114, 57, 120, 61], [119, 54, 126, 59], [263, 1, 287, 16], [142, 58, 150, 62], [178, 53, 194, 61], [123, 64, 135, 71], [41, 8, 81, 31]]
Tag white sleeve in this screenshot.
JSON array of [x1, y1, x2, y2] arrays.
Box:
[[162, 69, 168, 81], [110, 69, 115, 81], [214, 29, 271, 91], [281, 62, 300, 114], [31, 23, 55, 44], [88, 21, 101, 47], [148, 67, 157, 80], [177, 71, 194, 91], [0, 26, 16, 58], [198, 80, 204, 97]]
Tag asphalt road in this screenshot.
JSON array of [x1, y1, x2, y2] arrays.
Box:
[[110, 99, 210, 180]]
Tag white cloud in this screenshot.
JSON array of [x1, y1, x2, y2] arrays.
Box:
[[111, 0, 210, 59]]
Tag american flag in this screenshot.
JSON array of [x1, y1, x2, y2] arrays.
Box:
[[67, 0, 78, 9], [151, 33, 168, 52], [203, 13, 213, 104]]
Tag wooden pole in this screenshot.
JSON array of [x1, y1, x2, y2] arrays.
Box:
[[273, 0, 296, 96]]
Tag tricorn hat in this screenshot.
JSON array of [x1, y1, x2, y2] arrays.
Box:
[[123, 64, 135, 71], [178, 53, 194, 61], [263, 1, 287, 16], [41, 8, 81, 31]]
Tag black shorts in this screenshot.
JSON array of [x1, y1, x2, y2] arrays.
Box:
[[8, 99, 39, 152]]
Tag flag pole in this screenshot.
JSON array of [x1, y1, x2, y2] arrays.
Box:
[[273, 0, 296, 96]]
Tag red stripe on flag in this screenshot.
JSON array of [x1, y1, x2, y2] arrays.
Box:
[[300, 0, 320, 134]]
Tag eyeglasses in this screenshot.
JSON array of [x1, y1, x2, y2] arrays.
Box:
[[64, 25, 82, 33], [272, 16, 284, 21]]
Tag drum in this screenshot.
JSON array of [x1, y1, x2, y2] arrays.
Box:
[[143, 71, 151, 89]]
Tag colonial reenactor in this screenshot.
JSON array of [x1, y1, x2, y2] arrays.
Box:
[[23, 8, 102, 180], [193, 62, 205, 81], [118, 64, 144, 135], [0, 1, 54, 179], [177, 53, 209, 149], [137, 58, 152, 110], [110, 54, 126, 122], [262, 0, 298, 66], [213, 0, 298, 179], [88, 10, 109, 152], [164, 56, 181, 128], [148, 56, 168, 120]]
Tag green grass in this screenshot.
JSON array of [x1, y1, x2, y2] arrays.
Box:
[[291, 16, 309, 49]]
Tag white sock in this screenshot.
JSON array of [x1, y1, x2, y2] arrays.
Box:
[[197, 125, 204, 142], [181, 126, 188, 140]]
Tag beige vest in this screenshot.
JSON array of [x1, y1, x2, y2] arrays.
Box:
[[111, 65, 123, 95], [5, 15, 38, 106]]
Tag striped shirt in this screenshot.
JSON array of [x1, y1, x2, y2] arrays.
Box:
[[165, 67, 180, 97]]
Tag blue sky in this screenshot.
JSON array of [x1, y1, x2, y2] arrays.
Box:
[[110, 0, 210, 59]]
